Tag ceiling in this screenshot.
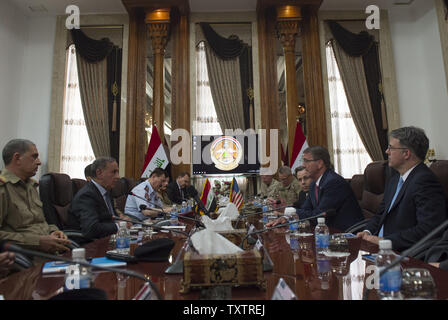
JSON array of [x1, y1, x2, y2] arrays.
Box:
[[9, 0, 413, 16]]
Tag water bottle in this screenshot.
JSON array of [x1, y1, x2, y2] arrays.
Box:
[[170, 208, 179, 226], [262, 198, 270, 224], [187, 199, 194, 212], [64, 248, 92, 290], [181, 201, 187, 213], [116, 221, 131, 254], [314, 217, 329, 255], [376, 240, 402, 300], [289, 231, 299, 251], [316, 255, 331, 290]]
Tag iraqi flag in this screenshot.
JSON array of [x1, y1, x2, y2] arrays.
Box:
[[290, 121, 308, 173], [229, 177, 244, 211], [199, 178, 217, 215], [141, 125, 169, 178]]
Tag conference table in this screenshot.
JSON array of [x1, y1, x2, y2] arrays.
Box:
[[1, 220, 448, 300]]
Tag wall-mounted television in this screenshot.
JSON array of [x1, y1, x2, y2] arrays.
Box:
[[192, 134, 260, 175]]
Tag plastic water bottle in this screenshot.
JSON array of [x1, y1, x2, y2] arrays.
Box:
[[187, 199, 194, 212], [314, 217, 329, 255], [64, 248, 92, 290], [181, 201, 187, 213], [316, 255, 331, 290], [170, 208, 179, 226], [289, 231, 299, 251], [262, 198, 270, 224], [116, 221, 131, 254], [376, 240, 402, 300]]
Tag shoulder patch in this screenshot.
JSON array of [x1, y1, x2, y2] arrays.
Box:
[[0, 176, 6, 185]]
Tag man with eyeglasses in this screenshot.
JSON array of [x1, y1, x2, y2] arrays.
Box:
[[357, 126, 447, 252], [268, 146, 363, 231]]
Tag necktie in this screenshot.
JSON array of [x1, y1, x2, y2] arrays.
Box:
[[104, 192, 115, 216], [315, 184, 319, 204], [378, 177, 404, 237]]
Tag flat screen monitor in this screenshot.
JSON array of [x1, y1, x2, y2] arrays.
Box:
[[192, 134, 260, 175]]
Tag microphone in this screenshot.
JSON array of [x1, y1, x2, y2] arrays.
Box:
[[112, 216, 189, 237], [129, 192, 165, 211], [239, 210, 336, 248], [378, 219, 448, 277], [0, 240, 162, 300]]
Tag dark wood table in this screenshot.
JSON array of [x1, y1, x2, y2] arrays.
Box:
[[1, 225, 447, 300]]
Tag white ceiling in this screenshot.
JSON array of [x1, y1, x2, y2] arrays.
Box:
[[8, 0, 412, 16]]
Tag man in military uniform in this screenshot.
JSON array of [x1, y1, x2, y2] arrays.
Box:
[[0, 139, 71, 254], [268, 166, 302, 205], [260, 171, 281, 199]]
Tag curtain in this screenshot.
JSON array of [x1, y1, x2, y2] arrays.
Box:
[[76, 51, 111, 158], [107, 47, 122, 162], [326, 44, 372, 178], [327, 21, 388, 157], [205, 44, 246, 132], [71, 29, 122, 159], [194, 42, 222, 136], [60, 45, 95, 179], [331, 40, 384, 161]]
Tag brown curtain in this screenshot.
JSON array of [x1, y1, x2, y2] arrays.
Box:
[[331, 40, 384, 161], [204, 44, 246, 131], [76, 55, 111, 157]]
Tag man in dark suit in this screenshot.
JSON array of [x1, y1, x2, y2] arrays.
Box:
[[292, 166, 312, 208], [166, 172, 190, 205], [67, 157, 120, 240], [268, 146, 363, 231], [357, 126, 447, 252]]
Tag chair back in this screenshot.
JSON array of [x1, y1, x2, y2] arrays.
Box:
[[360, 160, 388, 219]]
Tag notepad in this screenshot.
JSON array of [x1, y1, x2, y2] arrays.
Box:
[[42, 257, 127, 274]]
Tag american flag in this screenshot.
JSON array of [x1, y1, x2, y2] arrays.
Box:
[[229, 177, 244, 211]]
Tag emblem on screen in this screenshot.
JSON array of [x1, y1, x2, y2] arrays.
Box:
[[210, 136, 243, 171]]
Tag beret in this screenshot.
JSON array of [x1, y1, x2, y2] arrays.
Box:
[[134, 238, 175, 262]]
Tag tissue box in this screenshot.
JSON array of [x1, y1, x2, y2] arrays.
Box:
[[180, 249, 265, 293], [217, 229, 250, 250]]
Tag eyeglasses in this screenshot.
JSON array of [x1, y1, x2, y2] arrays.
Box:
[[386, 145, 408, 151], [302, 158, 319, 163]]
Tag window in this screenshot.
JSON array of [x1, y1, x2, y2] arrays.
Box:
[[193, 41, 222, 136], [326, 43, 372, 178], [60, 44, 95, 179]]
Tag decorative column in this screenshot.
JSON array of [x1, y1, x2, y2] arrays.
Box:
[[276, 5, 302, 163], [145, 8, 170, 141]]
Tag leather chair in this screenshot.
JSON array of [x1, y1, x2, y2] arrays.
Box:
[[350, 174, 364, 203], [430, 160, 448, 209], [39, 173, 85, 244], [345, 160, 389, 233], [111, 177, 136, 214], [72, 178, 87, 197]]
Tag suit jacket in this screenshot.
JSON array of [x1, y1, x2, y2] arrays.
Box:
[[297, 169, 363, 231], [424, 227, 448, 270], [292, 191, 308, 209], [366, 162, 447, 252], [66, 181, 118, 240], [166, 181, 186, 205]]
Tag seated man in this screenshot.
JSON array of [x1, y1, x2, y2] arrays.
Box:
[[67, 157, 121, 240], [125, 168, 169, 221], [292, 166, 313, 209], [268, 166, 302, 205], [259, 168, 280, 199], [0, 139, 71, 253], [158, 175, 172, 207], [268, 146, 363, 231], [166, 172, 190, 205], [357, 126, 447, 251]]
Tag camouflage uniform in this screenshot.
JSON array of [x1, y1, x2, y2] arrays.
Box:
[[260, 178, 281, 198], [0, 168, 59, 248], [271, 177, 302, 205]]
